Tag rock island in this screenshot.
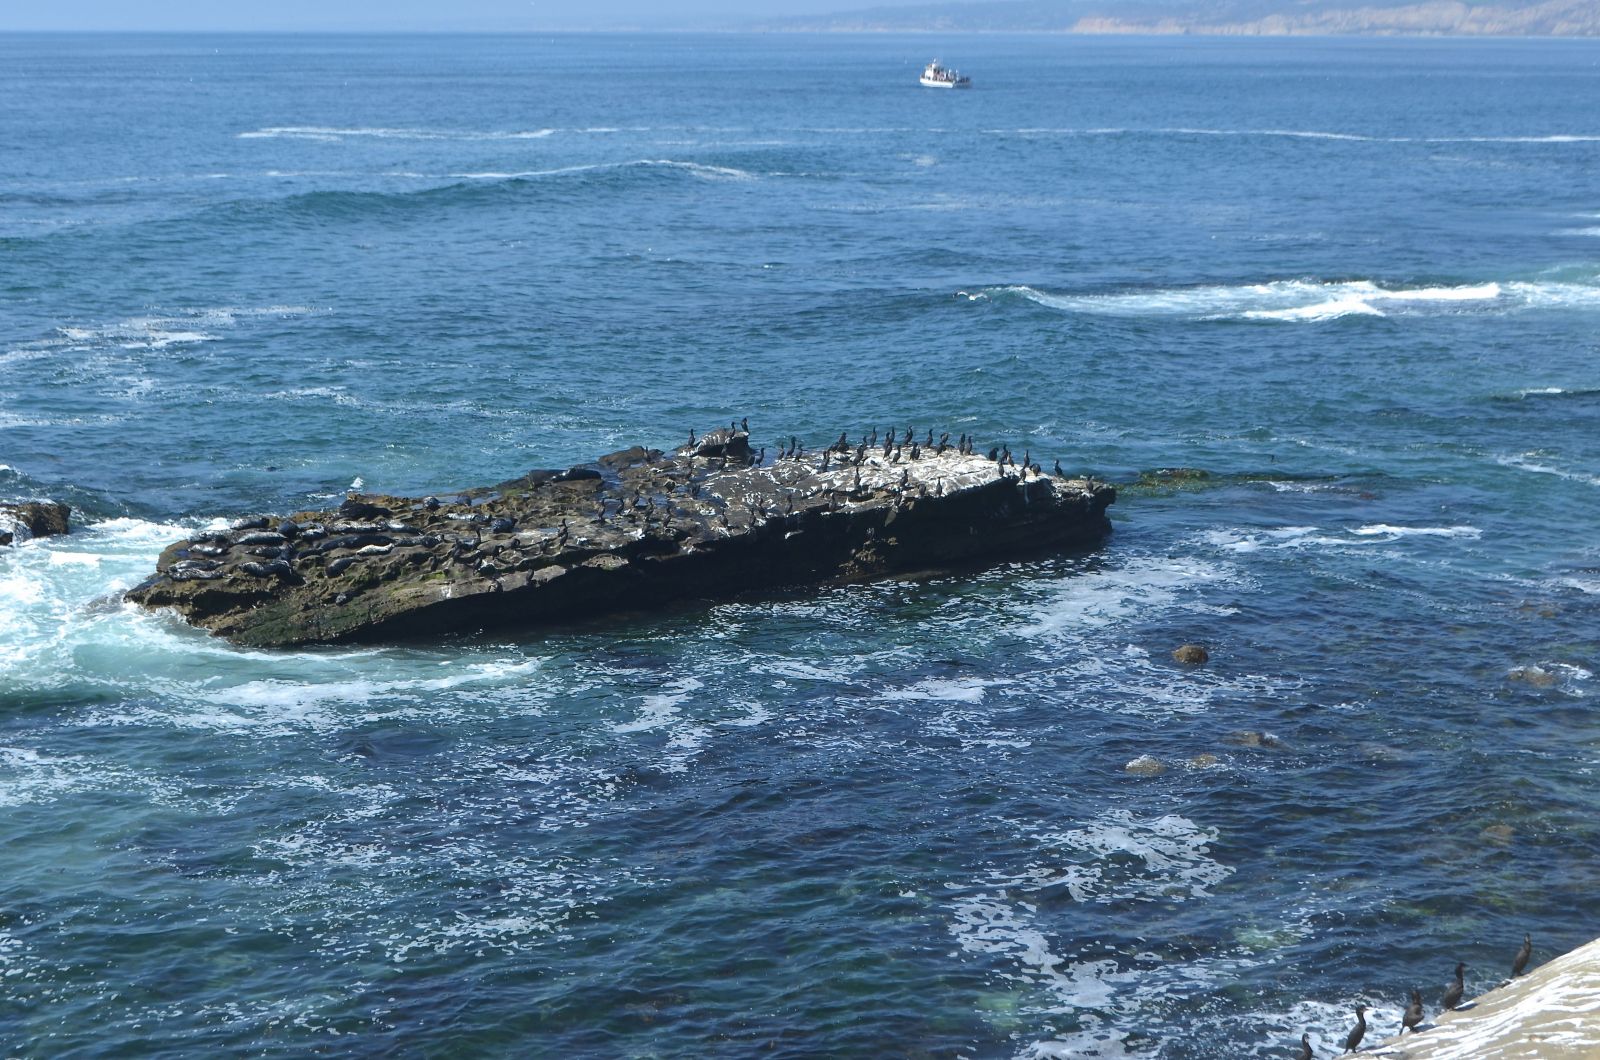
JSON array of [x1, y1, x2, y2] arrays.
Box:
[[127, 426, 1116, 647]]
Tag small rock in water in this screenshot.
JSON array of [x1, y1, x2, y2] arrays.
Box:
[[1125, 754, 1168, 777], [0, 500, 73, 544], [1188, 753, 1220, 769], [1506, 666, 1558, 688], [1173, 643, 1210, 665]]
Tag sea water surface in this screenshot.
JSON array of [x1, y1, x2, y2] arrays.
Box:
[[2, 32, 1598, 1058]]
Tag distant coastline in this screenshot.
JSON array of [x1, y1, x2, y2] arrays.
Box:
[[750, 0, 1600, 38]]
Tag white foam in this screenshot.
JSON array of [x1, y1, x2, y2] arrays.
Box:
[[994, 277, 1581, 324], [449, 159, 755, 182], [1497, 453, 1600, 487], [879, 676, 992, 704], [1019, 554, 1234, 636], [239, 125, 555, 141], [1242, 295, 1386, 322], [1350, 524, 1481, 539]]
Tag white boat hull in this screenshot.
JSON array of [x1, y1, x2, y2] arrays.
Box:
[[920, 75, 970, 89]]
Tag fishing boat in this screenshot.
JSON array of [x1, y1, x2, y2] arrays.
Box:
[[919, 60, 971, 89]]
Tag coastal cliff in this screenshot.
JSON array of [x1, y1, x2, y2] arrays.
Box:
[[127, 427, 1115, 648]]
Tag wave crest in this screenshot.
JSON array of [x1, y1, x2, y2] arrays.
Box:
[[979, 275, 1596, 323]]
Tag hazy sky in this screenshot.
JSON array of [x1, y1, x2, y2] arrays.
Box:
[[0, 0, 948, 31]]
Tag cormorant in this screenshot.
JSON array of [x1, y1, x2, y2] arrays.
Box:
[[1441, 962, 1466, 1011], [1512, 934, 1532, 977], [741, 416, 749, 433], [1296, 1032, 1313, 1060], [1343, 1004, 1366, 1053], [987, 447, 999, 461], [1402, 988, 1423, 1034]]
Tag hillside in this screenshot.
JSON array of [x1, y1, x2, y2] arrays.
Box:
[[755, 0, 1600, 36]]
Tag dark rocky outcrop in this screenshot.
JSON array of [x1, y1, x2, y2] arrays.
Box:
[[0, 501, 72, 546], [127, 427, 1116, 648]]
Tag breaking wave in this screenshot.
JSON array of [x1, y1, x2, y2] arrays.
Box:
[[238, 125, 557, 141], [976, 275, 1600, 322]]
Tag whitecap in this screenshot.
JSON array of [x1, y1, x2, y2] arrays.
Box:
[[1241, 295, 1386, 322], [238, 125, 555, 141], [1496, 453, 1600, 487], [454, 159, 755, 182], [991, 276, 1578, 324], [1349, 524, 1481, 539]]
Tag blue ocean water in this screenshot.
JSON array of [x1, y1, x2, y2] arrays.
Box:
[[2, 30, 1598, 1057]]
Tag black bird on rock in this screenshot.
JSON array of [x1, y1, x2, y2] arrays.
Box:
[[987, 447, 999, 462], [1296, 1032, 1314, 1059], [1403, 988, 1423, 1034], [1343, 1004, 1366, 1053], [1513, 934, 1532, 977], [741, 416, 749, 433], [1441, 962, 1466, 1011]]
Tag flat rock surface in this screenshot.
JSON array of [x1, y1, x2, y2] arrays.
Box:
[[127, 428, 1115, 647], [1367, 937, 1600, 1059]]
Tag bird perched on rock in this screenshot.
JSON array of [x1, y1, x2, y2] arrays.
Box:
[[741, 416, 749, 433], [1512, 934, 1532, 977], [1441, 962, 1466, 1011], [987, 447, 999, 462], [1296, 1032, 1313, 1059], [1402, 988, 1423, 1034], [1343, 1004, 1366, 1053]]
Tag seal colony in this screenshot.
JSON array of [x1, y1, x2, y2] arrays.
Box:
[[127, 424, 1117, 648]]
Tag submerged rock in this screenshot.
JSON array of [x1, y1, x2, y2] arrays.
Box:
[[128, 427, 1116, 648], [1124, 754, 1168, 776], [1506, 666, 1558, 688], [1172, 643, 1210, 665], [1224, 730, 1288, 750], [0, 501, 72, 546]]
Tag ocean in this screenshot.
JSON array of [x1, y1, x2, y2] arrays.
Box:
[[1, 31, 1597, 1057]]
